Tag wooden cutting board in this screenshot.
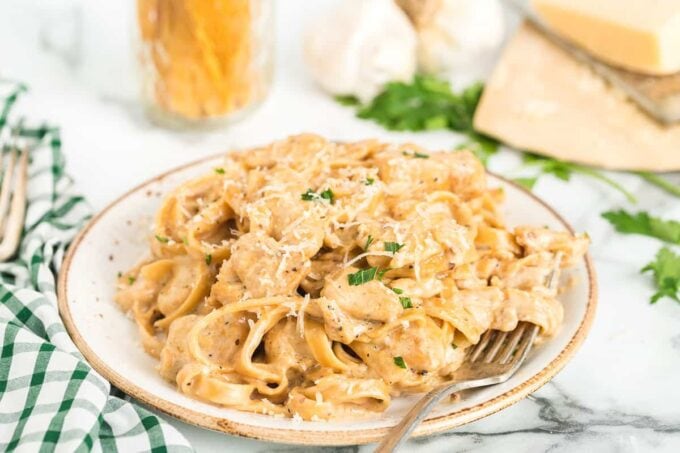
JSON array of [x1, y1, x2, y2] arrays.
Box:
[[474, 22, 680, 172]]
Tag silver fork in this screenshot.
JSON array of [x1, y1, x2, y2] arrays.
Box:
[[0, 129, 29, 262], [375, 321, 539, 453]]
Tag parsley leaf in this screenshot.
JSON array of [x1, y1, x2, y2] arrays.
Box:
[[393, 356, 407, 369], [155, 234, 169, 243], [301, 189, 316, 201], [602, 210, 680, 245], [334, 95, 360, 106], [205, 254, 212, 265], [391, 287, 404, 294], [127, 276, 136, 285], [320, 188, 335, 203], [364, 235, 374, 250], [364, 177, 375, 186], [214, 168, 225, 175], [301, 188, 334, 203], [355, 75, 483, 133], [636, 172, 680, 199], [348, 267, 378, 286], [641, 247, 680, 303], [523, 153, 637, 203], [451, 343, 458, 349], [513, 176, 538, 190], [399, 296, 413, 309], [384, 242, 405, 254]]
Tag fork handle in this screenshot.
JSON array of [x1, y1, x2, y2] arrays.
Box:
[[374, 380, 484, 453]]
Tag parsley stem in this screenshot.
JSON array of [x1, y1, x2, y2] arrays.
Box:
[[571, 165, 637, 204], [636, 172, 680, 199]]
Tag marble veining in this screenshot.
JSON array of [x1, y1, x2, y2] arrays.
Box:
[[2, 0, 679, 451]]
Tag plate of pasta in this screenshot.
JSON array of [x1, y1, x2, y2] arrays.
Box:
[[58, 134, 596, 445]]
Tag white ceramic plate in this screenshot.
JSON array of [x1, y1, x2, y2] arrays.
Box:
[[58, 153, 597, 446]]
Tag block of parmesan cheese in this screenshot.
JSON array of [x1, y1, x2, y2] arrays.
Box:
[[532, 0, 680, 75], [473, 23, 680, 171]]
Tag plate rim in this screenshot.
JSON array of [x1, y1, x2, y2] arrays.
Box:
[[57, 151, 598, 446]]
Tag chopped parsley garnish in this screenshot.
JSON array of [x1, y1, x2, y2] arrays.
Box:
[[214, 168, 225, 175], [127, 276, 136, 285], [393, 356, 407, 369], [347, 266, 390, 285], [364, 235, 374, 250], [391, 287, 404, 294], [402, 150, 429, 159], [117, 271, 122, 278], [602, 210, 680, 245], [364, 177, 375, 186], [182, 237, 189, 245], [348, 267, 378, 286], [301, 188, 334, 203], [301, 189, 316, 201], [399, 296, 413, 309], [641, 247, 680, 304], [205, 254, 212, 265], [451, 343, 458, 349], [320, 188, 335, 203], [155, 234, 169, 243], [384, 242, 405, 254]]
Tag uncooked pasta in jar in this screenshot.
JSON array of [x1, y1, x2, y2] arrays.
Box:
[[136, 0, 273, 126], [115, 134, 589, 420]]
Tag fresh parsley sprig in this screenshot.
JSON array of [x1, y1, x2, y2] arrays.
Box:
[[601, 210, 680, 245], [337, 75, 499, 165], [641, 247, 680, 303], [523, 153, 637, 203], [636, 172, 680, 199]]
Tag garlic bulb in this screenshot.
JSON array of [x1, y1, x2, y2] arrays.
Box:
[[304, 0, 417, 103], [400, 0, 506, 76]]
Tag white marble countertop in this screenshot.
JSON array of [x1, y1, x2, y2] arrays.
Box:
[[2, 1, 680, 451]]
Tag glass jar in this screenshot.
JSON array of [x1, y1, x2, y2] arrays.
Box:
[[136, 0, 274, 129]]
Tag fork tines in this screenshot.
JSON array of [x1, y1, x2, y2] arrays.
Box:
[[0, 141, 29, 261], [468, 322, 539, 365]]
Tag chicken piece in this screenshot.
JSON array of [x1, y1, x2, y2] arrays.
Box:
[[264, 318, 316, 376], [433, 150, 486, 199], [321, 267, 403, 324], [514, 227, 589, 267], [360, 202, 474, 277], [493, 252, 559, 292], [352, 316, 448, 388], [158, 315, 199, 382], [230, 232, 310, 298], [373, 145, 450, 198], [300, 251, 344, 297], [209, 260, 246, 305]]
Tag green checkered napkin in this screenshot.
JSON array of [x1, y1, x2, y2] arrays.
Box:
[[0, 80, 193, 452]]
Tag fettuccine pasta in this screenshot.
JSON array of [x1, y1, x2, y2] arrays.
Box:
[[115, 134, 588, 420]]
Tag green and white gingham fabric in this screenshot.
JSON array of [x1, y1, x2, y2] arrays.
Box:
[[0, 80, 193, 452]]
